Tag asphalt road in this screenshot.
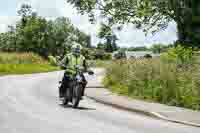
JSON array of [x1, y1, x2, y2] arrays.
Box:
[[0, 71, 200, 133]]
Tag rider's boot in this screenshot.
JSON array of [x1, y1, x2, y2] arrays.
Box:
[[80, 83, 87, 100]]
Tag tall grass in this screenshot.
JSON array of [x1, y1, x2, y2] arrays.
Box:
[[0, 52, 59, 75], [104, 59, 200, 110], [0, 52, 48, 64], [0, 64, 59, 75]]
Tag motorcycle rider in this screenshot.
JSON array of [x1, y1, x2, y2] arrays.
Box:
[[59, 43, 88, 100]]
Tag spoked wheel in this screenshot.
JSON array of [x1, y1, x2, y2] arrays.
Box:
[[63, 88, 70, 105], [72, 84, 82, 108], [62, 97, 68, 105]]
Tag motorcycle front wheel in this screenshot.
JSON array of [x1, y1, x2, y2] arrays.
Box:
[[63, 88, 70, 105], [72, 84, 82, 108]]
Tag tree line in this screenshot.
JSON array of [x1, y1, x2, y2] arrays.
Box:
[[0, 4, 91, 58]]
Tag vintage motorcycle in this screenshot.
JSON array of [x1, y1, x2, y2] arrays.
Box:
[[59, 65, 94, 108]]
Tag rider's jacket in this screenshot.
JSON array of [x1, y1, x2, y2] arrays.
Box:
[[60, 53, 87, 75]]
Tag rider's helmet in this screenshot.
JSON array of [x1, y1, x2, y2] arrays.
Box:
[[71, 43, 82, 56]]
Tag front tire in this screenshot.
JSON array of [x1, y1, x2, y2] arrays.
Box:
[[63, 97, 68, 105], [72, 84, 82, 108], [63, 88, 70, 105]]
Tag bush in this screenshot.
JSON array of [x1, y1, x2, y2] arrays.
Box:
[[104, 59, 200, 110], [48, 55, 57, 66], [82, 48, 94, 60], [144, 54, 152, 59], [161, 45, 193, 65], [113, 51, 126, 60], [82, 48, 112, 60], [102, 53, 112, 60]]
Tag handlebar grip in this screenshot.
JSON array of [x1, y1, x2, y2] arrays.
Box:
[[61, 66, 67, 70]]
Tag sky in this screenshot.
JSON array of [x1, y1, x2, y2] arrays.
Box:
[[0, 0, 178, 47]]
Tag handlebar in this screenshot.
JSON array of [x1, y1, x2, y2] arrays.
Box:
[[60, 65, 94, 75]]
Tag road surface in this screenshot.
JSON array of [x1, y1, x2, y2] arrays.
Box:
[[0, 71, 199, 133]]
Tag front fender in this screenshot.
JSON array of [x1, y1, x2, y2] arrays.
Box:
[[73, 83, 83, 98]]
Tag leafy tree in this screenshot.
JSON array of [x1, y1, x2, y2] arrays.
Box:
[[67, 0, 200, 47], [151, 44, 163, 54], [17, 4, 32, 27], [85, 35, 92, 48], [98, 23, 118, 52], [50, 17, 75, 56], [75, 29, 91, 47], [122, 46, 149, 51], [97, 42, 106, 50], [0, 4, 91, 58]]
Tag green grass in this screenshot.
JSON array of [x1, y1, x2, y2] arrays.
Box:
[[0, 64, 59, 75], [103, 59, 200, 111], [0, 52, 60, 75]]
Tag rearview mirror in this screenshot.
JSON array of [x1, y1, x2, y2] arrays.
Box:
[[88, 71, 94, 75]]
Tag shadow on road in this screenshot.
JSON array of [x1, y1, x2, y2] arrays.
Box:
[[60, 104, 96, 111]]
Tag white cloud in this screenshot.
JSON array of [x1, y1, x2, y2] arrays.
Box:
[[0, 16, 19, 32], [144, 22, 177, 47], [60, 3, 101, 45], [114, 22, 177, 47]]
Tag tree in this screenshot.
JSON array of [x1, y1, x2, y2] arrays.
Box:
[[0, 4, 91, 58], [85, 35, 92, 48], [17, 4, 32, 27], [7, 25, 17, 51], [98, 23, 118, 52], [97, 42, 105, 50], [151, 44, 165, 54], [75, 29, 91, 47], [127, 46, 149, 51], [111, 34, 118, 51], [151, 44, 174, 53], [67, 0, 200, 47]]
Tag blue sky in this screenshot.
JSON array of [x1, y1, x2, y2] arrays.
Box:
[[0, 0, 178, 47], [0, 0, 18, 16]]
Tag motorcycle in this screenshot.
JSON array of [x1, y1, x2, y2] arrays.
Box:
[[59, 65, 94, 108]]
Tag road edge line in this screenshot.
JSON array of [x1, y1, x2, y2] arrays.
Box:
[[86, 95, 200, 128]]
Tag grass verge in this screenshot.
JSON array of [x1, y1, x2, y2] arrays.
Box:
[[0, 64, 59, 75], [0, 52, 60, 75], [103, 59, 200, 111]]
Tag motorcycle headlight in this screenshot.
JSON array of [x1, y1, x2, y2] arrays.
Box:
[[76, 75, 82, 82]]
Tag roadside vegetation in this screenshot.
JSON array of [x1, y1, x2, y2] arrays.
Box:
[[104, 45, 200, 111], [0, 4, 91, 58], [1, 1, 200, 111], [0, 4, 113, 74], [88, 60, 111, 68], [0, 52, 59, 75], [0, 4, 92, 75], [66, 1, 200, 111]]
